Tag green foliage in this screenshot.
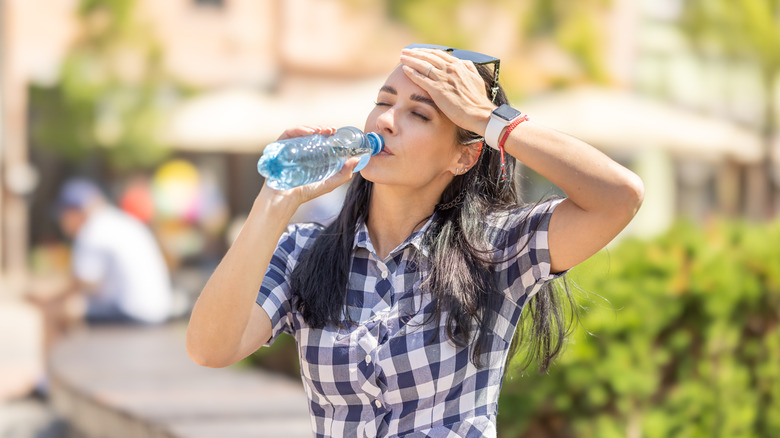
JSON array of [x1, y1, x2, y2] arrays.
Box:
[[521, 0, 612, 83], [245, 333, 301, 380], [29, 85, 95, 163], [29, 0, 180, 171], [386, 0, 476, 49], [681, 0, 780, 71], [387, 0, 612, 86], [498, 220, 780, 437]]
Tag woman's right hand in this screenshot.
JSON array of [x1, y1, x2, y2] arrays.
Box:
[[257, 125, 362, 207]]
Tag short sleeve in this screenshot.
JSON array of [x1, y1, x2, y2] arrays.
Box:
[[489, 198, 566, 302], [256, 223, 321, 346]]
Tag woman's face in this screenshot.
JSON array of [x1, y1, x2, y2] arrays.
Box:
[[361, 66, 462, 190]]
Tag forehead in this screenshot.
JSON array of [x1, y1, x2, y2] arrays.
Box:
[[380, 65, 431, 98]]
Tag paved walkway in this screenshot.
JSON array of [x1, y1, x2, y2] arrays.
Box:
[[0, 297, 65, 438], [0, 396, 66, 438], [48, 323, 312, 438]]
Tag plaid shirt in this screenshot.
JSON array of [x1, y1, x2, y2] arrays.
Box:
[[257, 199, 564, 437]]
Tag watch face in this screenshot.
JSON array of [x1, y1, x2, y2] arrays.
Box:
[[493, 104, 522, 122]]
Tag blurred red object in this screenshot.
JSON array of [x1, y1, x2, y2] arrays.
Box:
[[120, 180, 155, 223]]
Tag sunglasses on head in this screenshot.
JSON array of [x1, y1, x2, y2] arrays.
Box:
[[404, 43, 501, 103]]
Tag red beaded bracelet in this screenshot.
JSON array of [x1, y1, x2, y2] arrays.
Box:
[[497, 114, 529, 180]]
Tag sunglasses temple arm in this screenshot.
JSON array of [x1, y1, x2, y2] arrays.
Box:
[[490, 63, 500, 103]]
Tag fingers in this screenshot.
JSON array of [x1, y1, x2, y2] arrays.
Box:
[[400, 49, 444, 81], [277, 125, 336, 141], [401, 65, 427, 87], [400, 48, 473, 79], [295, 157, 360, 203], [325, 157, 360, 188], [401, 47, 458, 67]]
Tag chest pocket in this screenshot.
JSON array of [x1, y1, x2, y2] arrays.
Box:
[[296, 322, 362, 400]]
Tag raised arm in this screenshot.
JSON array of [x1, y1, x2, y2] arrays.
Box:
[[400, 49, 644, 274], [185, 126, 358, 368], [497, 121, 643, 272]]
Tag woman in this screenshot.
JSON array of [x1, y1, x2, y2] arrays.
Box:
[[186, 45, 644, 437]]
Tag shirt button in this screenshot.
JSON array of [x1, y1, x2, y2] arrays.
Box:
[[365, 355, 372, 364], [381, 271, 388, 279], [374, 400, 382, 408]]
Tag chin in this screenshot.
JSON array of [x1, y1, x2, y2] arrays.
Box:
[[359, 163, 397, 184], [358, 169, 380, 184]]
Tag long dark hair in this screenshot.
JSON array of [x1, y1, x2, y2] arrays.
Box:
[[290, 65, 575, 372]]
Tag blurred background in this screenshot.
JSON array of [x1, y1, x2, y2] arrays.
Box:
[[1, 0, 779, 437]]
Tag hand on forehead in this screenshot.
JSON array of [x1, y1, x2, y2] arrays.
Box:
[[398, 48, 495, 135]]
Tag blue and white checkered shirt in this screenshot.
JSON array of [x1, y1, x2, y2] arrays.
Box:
[[257, 199, 564, 437]]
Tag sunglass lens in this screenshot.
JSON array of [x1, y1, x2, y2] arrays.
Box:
[[450, 50, 496, 65], [403, 44, 498, 69]]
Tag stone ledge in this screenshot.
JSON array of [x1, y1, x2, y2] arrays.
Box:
[[48, 323, 311, 438]]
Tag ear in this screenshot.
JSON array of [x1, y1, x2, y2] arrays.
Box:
[[456, 140, 483, 171]]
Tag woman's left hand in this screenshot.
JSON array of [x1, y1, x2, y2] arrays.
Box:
[[400, 48, 495, 135]]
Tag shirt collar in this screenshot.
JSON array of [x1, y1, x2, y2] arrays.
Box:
[[353, 213, 436, 258]]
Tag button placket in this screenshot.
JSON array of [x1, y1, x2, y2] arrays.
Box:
[[374, 259, 396, 312]]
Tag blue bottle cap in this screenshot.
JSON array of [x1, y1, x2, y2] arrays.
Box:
[[353, 132, 384, 173], [367, 132, 384, 155]]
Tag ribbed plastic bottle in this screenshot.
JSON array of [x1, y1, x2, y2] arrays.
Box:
[[257, 126, 384, 190]]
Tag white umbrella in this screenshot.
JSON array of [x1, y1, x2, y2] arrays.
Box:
[[165, 77, 385, 153], [520, 87, 763, 163]]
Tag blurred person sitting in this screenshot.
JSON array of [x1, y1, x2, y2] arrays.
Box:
[[33, 178, 172, 331]]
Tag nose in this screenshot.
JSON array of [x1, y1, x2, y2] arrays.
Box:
[[375, 106, 396, 136]]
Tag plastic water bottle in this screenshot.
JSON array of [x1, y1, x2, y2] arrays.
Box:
[[257, 126, 384, 190]]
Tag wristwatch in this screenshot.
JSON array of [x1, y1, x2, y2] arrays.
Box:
[[485, 104, 523, 150]]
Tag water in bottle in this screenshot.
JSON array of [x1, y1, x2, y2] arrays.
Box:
[[257, 126, 384, 190]]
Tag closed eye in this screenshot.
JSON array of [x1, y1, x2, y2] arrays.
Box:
[[375, 101, 430, 121], [412, 112, 430, 121]]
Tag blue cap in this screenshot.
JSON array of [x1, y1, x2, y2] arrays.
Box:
[[353, 132, 384, 173], [56, 178, 105, 213]]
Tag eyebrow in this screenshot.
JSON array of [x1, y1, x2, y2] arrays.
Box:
[[379, 85, 440, 112]]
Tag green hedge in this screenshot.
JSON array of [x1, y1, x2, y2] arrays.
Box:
[[247, 220, 780, 437], [498, 220, 780, 437]]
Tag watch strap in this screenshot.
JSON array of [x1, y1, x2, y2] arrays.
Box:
[[484, 115, 507, 150], [484, 105, 522, 150]]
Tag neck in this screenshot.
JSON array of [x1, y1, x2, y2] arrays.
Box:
[[365, 184, 443, 259]]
